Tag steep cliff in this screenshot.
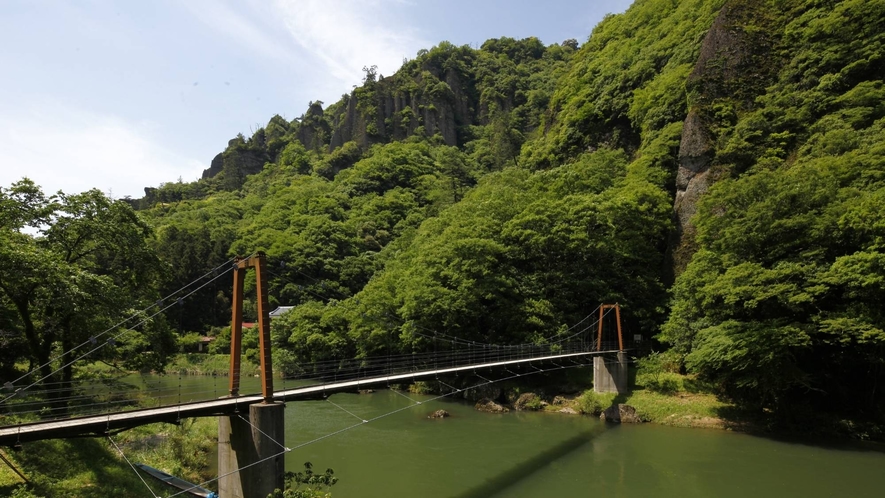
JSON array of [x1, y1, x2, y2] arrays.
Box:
[[198, 37, 576, 188], [671, 0, 783, 274]]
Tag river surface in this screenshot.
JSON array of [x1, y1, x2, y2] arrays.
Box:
[[130, 375, 885, 497]]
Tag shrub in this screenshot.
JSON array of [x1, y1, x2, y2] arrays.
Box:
[[10, 486, 43, 498], [409, 381, 434, 395], [269, 462, 338, 498], [576, 390, 615, 415], [524, 395, 544, 410], [636, 351, 684, 393]]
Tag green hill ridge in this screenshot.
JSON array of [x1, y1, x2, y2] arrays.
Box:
[[5, 0, 885, 430], [136, 0, 885, 425]]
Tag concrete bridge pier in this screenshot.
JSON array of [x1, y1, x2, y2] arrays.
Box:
[[593, 352, 628, 394], [218, 402, 286, 498]]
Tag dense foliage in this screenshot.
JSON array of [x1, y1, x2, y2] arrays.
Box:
[[2, 0, 883, 429], [661, 0, 885, 420], [0, 180, 173, 397]]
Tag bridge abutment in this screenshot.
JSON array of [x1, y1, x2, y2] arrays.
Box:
[[593, 352, 628, 394], [218, 402, 285, 498]]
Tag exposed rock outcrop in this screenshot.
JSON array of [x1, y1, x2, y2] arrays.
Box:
[[200, 153, 224, 179], [298, 102, 332, 151], [428, 409, 450, 419], [670, 0, 783, 275], [475, 398, 509, 413], [514, 392, 547, 411], [170, 38, 557, 200], [672, 109, 716, 273], [327, 70, 465, 152], [552, 395, 574, 406], [600, 404, 642, 423]]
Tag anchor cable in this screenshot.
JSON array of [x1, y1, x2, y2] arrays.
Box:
[[108, 434, 160, 498]]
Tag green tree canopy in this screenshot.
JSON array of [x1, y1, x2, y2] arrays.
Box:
[[0, 180, 171, 396]]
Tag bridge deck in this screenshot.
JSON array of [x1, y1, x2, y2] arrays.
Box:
[[0, 350, 613, 446]]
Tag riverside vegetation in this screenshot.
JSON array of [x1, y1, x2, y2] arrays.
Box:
[[2, 0, 884, 494]]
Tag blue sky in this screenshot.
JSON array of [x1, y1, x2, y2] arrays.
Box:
[[0, 0, 633, 199]]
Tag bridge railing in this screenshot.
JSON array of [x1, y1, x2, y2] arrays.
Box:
[[307, 342, 592, 381], [0, 337, 598, 428]]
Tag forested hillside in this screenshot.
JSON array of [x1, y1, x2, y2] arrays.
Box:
[[3, 0, 883, 428]]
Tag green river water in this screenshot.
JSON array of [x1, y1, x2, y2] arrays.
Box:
[[134, 375, 885, 497]]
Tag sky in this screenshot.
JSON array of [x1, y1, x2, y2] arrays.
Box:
[[0, 0, 634, 199]]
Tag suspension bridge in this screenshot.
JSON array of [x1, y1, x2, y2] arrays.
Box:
[[0, 253, 630, 497]]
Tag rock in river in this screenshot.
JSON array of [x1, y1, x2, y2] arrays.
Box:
[[475, 398, 509, 413]]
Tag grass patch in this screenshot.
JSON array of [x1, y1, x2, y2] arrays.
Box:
[[0, 418, 218, 497], [167, 353, 259, 376], [565, 372, 740, 429], [623, 389, 731, 427]]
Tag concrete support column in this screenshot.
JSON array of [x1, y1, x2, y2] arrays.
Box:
[[218, 402, 286, 498], [593, 352, 628, 394]]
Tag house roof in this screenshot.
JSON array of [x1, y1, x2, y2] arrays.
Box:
[[269, 306, 294, 318]]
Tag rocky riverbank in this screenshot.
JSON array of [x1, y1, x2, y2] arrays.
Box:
[[411, 371, 742, 430]]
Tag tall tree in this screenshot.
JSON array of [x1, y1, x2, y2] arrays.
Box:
[[0, 180, 170, 403]]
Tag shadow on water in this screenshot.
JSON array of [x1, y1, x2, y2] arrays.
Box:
[[625, 377, 885, 455], [451, 426, 606, 498], [703, 402, 885, 455], [736, 425, 885, 455]]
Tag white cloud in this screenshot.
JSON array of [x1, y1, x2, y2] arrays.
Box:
[[177, 0, 428, 104], [272, 0, 428, 86], [0, 104, 205, 199], [181, 0, 297, 64]]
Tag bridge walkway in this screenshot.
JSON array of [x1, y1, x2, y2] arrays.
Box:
[[0, 349, 613, 446]]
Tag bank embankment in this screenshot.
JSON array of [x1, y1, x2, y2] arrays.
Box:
[[449, 370, 750, 431], [494, 371, 882, 442]]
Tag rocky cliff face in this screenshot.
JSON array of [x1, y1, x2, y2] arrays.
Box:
[[195, 38, 562, 190], [200, 153, 224, 180], [200, 137, 266, 187], [670, 0, 782, 275], [198, 60, 487, 183], [329, 65, 472, 151], [298, 102, 332, 151]]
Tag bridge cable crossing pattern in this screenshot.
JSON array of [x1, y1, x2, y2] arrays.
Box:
[[267, 265, 606, 350], [165, 356, 595, 498], [1, 257, 244, 406], [0, 246, 634, 498], [0, 304, 616, 429]]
